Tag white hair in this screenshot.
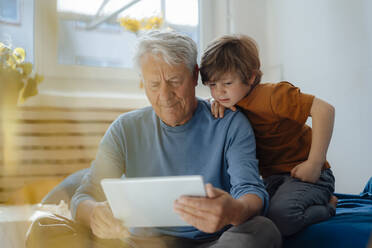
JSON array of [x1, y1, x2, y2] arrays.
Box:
[[133, 30, 198, 75]]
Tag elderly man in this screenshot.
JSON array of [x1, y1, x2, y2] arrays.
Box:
[[26, 31, 281, 248]]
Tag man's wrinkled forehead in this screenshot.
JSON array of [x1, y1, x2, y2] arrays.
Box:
[[141, 55, 190, 78]]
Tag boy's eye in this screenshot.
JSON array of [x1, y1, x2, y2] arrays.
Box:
[[208, 83, 216, 87], [224, 82, 232, 86]]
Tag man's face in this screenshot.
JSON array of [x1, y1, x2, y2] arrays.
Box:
[[141, 55, 198, 127]]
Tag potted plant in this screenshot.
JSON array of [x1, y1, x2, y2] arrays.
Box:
[[0, 42, 44, 171], [0, 42, 44, 109]]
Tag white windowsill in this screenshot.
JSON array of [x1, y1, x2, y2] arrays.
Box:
[[21, 91, 150, 110]]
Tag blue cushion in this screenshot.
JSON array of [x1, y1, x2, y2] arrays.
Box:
[[284, 177, 372, 248]]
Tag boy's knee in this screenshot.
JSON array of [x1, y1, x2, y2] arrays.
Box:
[[267, 202, 303, 236]]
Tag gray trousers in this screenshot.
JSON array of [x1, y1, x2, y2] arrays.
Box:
[[26, 214, 281, 248], [264, 168, 335, 236]]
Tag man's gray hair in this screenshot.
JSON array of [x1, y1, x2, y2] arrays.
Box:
[[133, 30, 198, 74]]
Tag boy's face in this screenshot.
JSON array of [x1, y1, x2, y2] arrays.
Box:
[[206, 72, 252, 108]]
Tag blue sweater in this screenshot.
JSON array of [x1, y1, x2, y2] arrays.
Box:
[[71, 99, 268, 239]]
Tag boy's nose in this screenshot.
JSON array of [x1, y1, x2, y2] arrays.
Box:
[[216, 85, 226, 94]]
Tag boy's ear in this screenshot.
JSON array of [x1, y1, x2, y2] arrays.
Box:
[[248, 74, 256, 86]]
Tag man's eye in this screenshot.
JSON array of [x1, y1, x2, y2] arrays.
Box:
[[151, 82, 160, 88]]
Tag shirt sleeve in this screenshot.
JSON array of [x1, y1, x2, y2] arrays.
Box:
[[225, 111, 269, 214], [70, 117, 126, 219], [270, 82, 315, 125]]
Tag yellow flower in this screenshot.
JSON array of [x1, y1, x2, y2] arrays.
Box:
[[0, 42, 6, 55], [119, 17, 141, 33], [6, 55, 16, 69], [19, 63, 33, 76], [1, 45, 44, 105], [143, 16, 163, 30], [118, 16, 163, 34], [13, 47, 25, 63]]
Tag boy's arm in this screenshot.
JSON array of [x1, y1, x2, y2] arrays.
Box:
[[291, 97, 335, 183]]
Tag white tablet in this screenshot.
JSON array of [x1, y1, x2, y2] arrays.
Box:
[[101, 175, 206, 227]]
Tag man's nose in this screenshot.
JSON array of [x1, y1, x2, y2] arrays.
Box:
[[159, 82, 174, 100]]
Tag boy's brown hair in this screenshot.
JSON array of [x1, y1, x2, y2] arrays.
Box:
[[200, 34, 262, 87]]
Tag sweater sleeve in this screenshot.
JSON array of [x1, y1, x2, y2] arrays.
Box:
[[70, 117, 126, 219], [225, 112, 269, 214]]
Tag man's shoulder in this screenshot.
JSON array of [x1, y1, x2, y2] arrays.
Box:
[[197, 99, 251, 132], [110, 106, 154, 130], [197, 98, 243, 121], [117, 106, 153, 121]]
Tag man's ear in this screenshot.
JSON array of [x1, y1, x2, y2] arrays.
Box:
[[193, 65, 199, 86]]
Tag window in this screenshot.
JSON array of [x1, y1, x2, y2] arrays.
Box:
[[0, 0, 34, 63], [57, 0, 199, 69], [0, 0, 20, 24]]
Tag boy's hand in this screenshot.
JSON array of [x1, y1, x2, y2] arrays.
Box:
[[210, 99, 237, 118], [290, 160, 322, 183]]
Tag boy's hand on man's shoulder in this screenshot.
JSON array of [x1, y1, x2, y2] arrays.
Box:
[[290, 160, 322, 183], [209, 98, 237, 119]]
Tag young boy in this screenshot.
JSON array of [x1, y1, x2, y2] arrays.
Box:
[[200, 34, 337, 236]]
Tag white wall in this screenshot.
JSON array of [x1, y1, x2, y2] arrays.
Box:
[[228, 0, 372, 193]]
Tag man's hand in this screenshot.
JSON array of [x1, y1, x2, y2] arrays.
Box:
[[90, 201, 130, 239], [173, 184, 244, 233], [210, 99, 236, 118], [290, 160, 322, 183]]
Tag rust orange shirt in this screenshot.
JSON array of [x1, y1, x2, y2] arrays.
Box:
[[237, 81, 330, 178]]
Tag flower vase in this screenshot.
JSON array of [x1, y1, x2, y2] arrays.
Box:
[[0, 73, 21, 177]]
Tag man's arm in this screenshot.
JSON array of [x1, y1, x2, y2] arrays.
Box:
[[224, 111, 268, 213], [291, 97, 335, 182], [76, 200, 129, 239], [75, 199, 96, 226], [231, 193, 263, 225], [71, 118, 129, 238]]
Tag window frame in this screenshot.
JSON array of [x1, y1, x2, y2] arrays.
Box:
[[34, 0, 214, 94], [34, 0, 138, 82]]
